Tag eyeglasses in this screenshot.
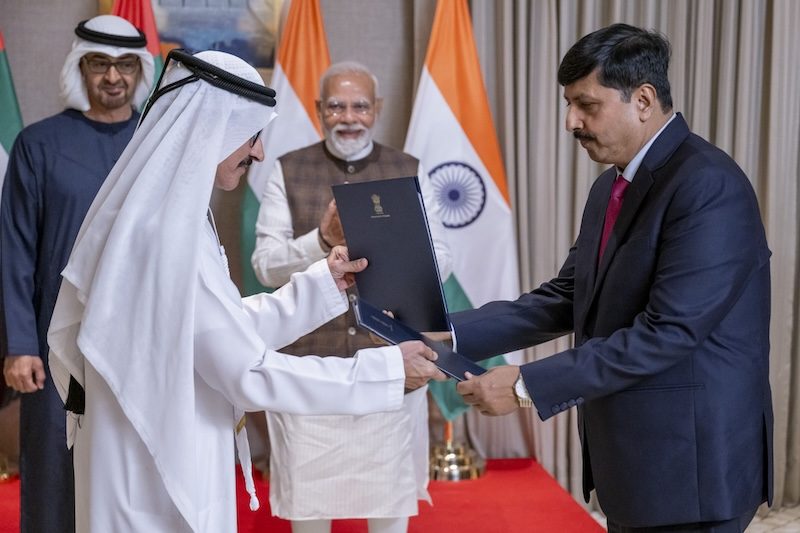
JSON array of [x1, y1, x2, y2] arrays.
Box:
[[82, 55, 140, 75], [249, 130, 262, 148], [321, 100, 373, 118]]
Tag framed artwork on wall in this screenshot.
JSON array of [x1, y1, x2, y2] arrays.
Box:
[[99, 0, 282, 76]]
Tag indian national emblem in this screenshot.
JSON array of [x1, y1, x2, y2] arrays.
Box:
[[371, 194, 384, 215]]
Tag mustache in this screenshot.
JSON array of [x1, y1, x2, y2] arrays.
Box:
[[100, 81, 127, 89], [573, 130, 596, 141], [332, 124, 367, 134], [237, 157, 254, 169]]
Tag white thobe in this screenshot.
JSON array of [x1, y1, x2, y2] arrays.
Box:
[[72, 223, 406, 532]]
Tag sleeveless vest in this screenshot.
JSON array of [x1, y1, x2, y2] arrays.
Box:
[[281, 141, 419, 356]]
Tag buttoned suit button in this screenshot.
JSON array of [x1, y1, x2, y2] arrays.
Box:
[[346, 164, 356, 173], [551, 405, 560, 414], [347, 326, 357, 336], [567, 399, 576, 407], [560, 402, 568, 411], [348, 293, 357, 302], [576, 397, 584, 405]]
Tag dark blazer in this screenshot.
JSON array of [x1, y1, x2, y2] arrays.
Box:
[[451, 114, 773, 528]]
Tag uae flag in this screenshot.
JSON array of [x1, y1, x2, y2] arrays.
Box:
[[0, 30, 23, 189], [404, 0, 521, 419], [240, 0, 330, 295], [112, 0, 164, 76]]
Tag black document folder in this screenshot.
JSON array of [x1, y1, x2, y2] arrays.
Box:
[[353, 298, 485, 381], [332, 176, 450, 332]]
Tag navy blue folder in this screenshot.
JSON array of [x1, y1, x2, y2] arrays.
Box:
[[353, 298, 485, 381], [332, 176, 450, 332]]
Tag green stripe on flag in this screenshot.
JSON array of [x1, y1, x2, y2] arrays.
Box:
[[0, 47, 23, 153], [429, 275, 507, 421], [153, 54, 164, 81], [136, 54, 164, 113], [240, 185, 273, 296]]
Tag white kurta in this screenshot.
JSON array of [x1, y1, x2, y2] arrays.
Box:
[[266, 388, 430, 520], [72, 223, 407, 532]]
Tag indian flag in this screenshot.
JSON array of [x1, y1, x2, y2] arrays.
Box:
[[240, 0, 330, 295], [0, 30, 23, 189], [404, 0, 521, 420], [112, 0, 164, 77]]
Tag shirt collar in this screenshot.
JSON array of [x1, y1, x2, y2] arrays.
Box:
[[617, 113, 676, 182]]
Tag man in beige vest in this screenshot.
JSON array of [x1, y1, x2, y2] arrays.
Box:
[[251, 61, 452, 533]]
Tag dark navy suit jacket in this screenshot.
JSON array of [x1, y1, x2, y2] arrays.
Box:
[[451, 114, 773, 528]]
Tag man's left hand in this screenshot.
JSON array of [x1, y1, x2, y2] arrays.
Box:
[[457, 365, 521, 416], [327, 245, 367, 290]]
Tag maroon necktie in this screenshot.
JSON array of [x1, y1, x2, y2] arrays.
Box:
[[598, 175, 630, 261]]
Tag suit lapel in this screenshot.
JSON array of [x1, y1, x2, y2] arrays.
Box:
[[573, 169, 612, 335], [581, 168, 616, 292], [587, 113, 692, 303], [593, 170, 654, 285]]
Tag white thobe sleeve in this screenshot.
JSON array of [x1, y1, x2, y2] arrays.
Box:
[[251, 161, 327, 288], [418, 162, 453, 279], [194, 255, 405, 415]]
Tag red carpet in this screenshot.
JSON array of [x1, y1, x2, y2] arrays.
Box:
[[0, 459, 602, 532]]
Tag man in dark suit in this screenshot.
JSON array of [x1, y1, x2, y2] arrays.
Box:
[[454, 23, 772, 532]]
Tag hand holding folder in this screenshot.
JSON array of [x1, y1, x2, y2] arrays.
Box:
[[332, 176, 477, 380], [332, 176, 450, 333], [354, 298, 485, 382], [365, 310, 451, 346]]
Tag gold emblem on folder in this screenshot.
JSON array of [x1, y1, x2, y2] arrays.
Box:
[[370, 194, 389, 218], [371, 194, 384, 215]]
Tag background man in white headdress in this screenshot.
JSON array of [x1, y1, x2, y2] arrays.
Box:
[[0, 15, 154, 533], [46, 49, 444, 532]]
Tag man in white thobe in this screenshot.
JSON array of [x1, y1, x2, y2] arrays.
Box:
[[47, 50, 443, 533]]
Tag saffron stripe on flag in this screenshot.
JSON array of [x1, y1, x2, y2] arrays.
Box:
[[424, 0, 509, 204]]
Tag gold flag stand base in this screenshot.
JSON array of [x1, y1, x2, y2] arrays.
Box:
[[0, 453, 18, 483], [429, 420, 485, 481]]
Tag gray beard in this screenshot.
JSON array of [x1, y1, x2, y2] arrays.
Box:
[[327, 128, 372, 159]]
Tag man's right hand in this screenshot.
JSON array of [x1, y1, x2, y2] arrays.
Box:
[[3, 355, 46, 393], [399, 340, 447, 390]]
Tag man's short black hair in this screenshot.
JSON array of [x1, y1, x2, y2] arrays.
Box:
[[558, 23, 673, 112]]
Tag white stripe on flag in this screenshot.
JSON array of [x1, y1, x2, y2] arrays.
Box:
[[247, 64, 322, 200], [406, 68, 519, 308]]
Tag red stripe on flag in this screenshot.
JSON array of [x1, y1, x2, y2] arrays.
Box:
[[112, 0, 161, 57], [0, 31, 6, 52]]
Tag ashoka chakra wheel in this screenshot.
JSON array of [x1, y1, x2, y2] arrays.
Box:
[[429, 161, 486, 228]]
